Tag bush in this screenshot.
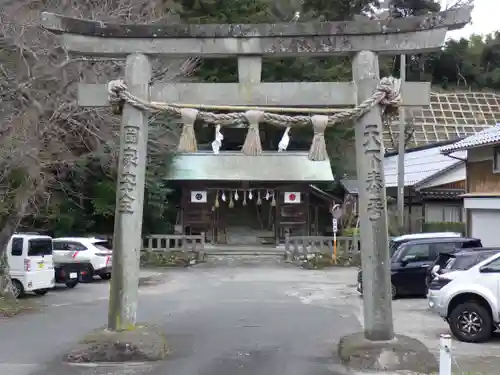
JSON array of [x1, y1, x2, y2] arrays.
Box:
[[140, 250, 202, 267], [422, 222, 465, 235], [342, 227, 360, 237]]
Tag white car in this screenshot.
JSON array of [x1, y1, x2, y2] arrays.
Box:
[[52, 237, 112, 281], [7, 233, 55, 297], [428, 251, 500, 343]]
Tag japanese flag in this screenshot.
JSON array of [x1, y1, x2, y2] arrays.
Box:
[[284, 192, 301, 203], [191, 191, 207, 203]]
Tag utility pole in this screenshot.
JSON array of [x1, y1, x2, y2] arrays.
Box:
[[397, 53, 406, 231]]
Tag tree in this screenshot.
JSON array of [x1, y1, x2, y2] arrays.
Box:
[[0, 0, 197, 299]]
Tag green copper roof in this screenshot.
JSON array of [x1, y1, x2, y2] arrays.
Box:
[[167, 151, 334, 182]]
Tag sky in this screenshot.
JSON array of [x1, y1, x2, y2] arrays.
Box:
[[443, 0, 500, 39]]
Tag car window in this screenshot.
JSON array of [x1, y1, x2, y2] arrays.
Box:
[[67, 242, 87, 251], [53, 241, 87, 251], [404, 244, 431, 260], [11, 238, 23, 256], [477, 252, 499, 262], [445, 254, 479, 271], [28, 238, 53, 256], [94, 242, 111, 252], [482, 257, 500, 272], [433, 242, 458, 254], [53, 241, 66, 250], [462, 240, 482, 248]]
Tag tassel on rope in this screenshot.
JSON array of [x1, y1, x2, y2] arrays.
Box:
[[308, 115, 329, 161], [178, 108, 199, 152], [242, 110, 264, 156]]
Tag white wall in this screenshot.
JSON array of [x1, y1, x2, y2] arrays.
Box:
[[467, 146, 495, 163], [417, 163, 465, 190]]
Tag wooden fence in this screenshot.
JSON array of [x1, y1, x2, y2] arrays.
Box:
[[284, 234, 360, 259], [142, 234, 205, 255]]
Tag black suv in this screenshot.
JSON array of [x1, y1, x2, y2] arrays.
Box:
[[357, 237, 482, 299]]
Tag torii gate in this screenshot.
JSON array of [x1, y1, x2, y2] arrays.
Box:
[[41, 7, 471, 340]]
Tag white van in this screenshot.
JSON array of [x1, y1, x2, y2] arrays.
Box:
[[7, 233, 55, 297]]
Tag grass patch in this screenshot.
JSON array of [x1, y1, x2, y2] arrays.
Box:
[[140, 250, 202, 268], [0, 296, 38, 317]]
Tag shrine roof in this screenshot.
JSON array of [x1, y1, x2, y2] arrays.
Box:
[[167, 152, 334, 182]]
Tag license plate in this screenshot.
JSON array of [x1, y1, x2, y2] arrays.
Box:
[[38, 263, 44, 269], [69, 272, 77, 279]]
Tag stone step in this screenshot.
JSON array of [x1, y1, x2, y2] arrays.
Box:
[[206, 251, 283, 256]]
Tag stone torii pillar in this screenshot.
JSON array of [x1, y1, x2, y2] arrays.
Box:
[[41, 7, 471, 338]]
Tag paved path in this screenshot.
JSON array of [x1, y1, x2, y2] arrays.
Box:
[[4, 259, 497, 374], [0, 258, 362, 375]]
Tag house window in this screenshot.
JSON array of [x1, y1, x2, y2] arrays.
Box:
[[494, 147, 500, 173]]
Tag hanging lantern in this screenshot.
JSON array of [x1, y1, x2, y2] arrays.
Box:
[[248, 190, 253, 200], [265, 190, 270, 200], [234, 190, 239, 201], [271, 192, 276, 207], [242, 191, 247, 206], [229, 192, 234, 208], [221, 191, 227, 202]]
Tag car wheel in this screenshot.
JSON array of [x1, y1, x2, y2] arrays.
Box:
[[65, 281, 78, 289], [34, 289, 49, 296], [100, 273, 111, 280], [11, 280, 24, 298], [391, 284, 397, 300], [449, 302, 493, 343]]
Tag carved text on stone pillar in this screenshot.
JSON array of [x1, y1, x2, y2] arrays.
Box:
[[118, 125, 140, 214], [363, 124, 384, 221]]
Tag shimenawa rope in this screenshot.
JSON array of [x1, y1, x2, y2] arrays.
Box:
[[107, 77, 401, 161]]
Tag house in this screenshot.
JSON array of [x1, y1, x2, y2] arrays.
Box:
[[441, 124, 500, 247], [166, 152, 339, 246], [341, 143, 466, 232]]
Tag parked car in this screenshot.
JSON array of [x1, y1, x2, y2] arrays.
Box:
[[52, 248, 93, 288], [52, 237, 112, 281], [428, 251, 500, 343], [425, 245, 489, 287], [358, 236, 481, 299], [7, 233, 55, 297], [389, 232, 462, 256], [427, 248, 500, 292]]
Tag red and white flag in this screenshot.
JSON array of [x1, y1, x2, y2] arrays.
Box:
[[284, 192, 301, 203]]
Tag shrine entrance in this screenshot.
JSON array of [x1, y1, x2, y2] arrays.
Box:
[[40, 6, 471, 337], [171, 152, 337, 247]]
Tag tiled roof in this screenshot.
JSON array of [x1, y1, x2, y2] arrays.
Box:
[[384, 146, 465, 187], [340, 146, 465, 194], [440, 124, 500, 153], [167, 151, 334, 182]]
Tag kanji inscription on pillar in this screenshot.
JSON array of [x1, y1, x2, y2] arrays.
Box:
[[118, 125, 140, 214], [363, 124, 384, 221]]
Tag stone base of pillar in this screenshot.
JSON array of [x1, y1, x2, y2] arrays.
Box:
[[337, 332, 438, 373], [65, 324, 168, 363]]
